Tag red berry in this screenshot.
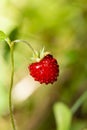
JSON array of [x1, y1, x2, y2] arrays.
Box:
[[28, 54, 59, 84]]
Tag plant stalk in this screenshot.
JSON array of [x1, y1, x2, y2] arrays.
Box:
[[13, 40, 36, 55], [9, 43, 16, 130]]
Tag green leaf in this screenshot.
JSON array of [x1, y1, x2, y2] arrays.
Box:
[[0, 30, 7, 41], [53, 102, 72, 130]]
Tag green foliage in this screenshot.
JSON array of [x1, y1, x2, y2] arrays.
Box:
[[53, 102, 72, 130], [0, 31, 7, 42]]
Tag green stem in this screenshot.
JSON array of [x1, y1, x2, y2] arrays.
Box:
[[13, 40, 36, 55], [71, 91, 87, 114], [9, 43, 16, 130], [8, 39, 36, 130]]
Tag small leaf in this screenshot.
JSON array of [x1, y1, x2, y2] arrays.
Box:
[[53, 102, 72, 130], [0, 30, 7, 41]]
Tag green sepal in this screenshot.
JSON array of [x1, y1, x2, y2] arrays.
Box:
[[31, 47, 50, 62]]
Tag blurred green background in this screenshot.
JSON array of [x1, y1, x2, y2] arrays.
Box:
[[0, 0, 87, 130]]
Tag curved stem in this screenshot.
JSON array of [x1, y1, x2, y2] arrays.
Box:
[[13, 40, 36, 55], [8, 39, 36, 130], [71, 91, 87, 114], [9, 43, 16, 130]]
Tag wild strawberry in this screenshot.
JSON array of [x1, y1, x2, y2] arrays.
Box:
[[28, 54, 59, 84]]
